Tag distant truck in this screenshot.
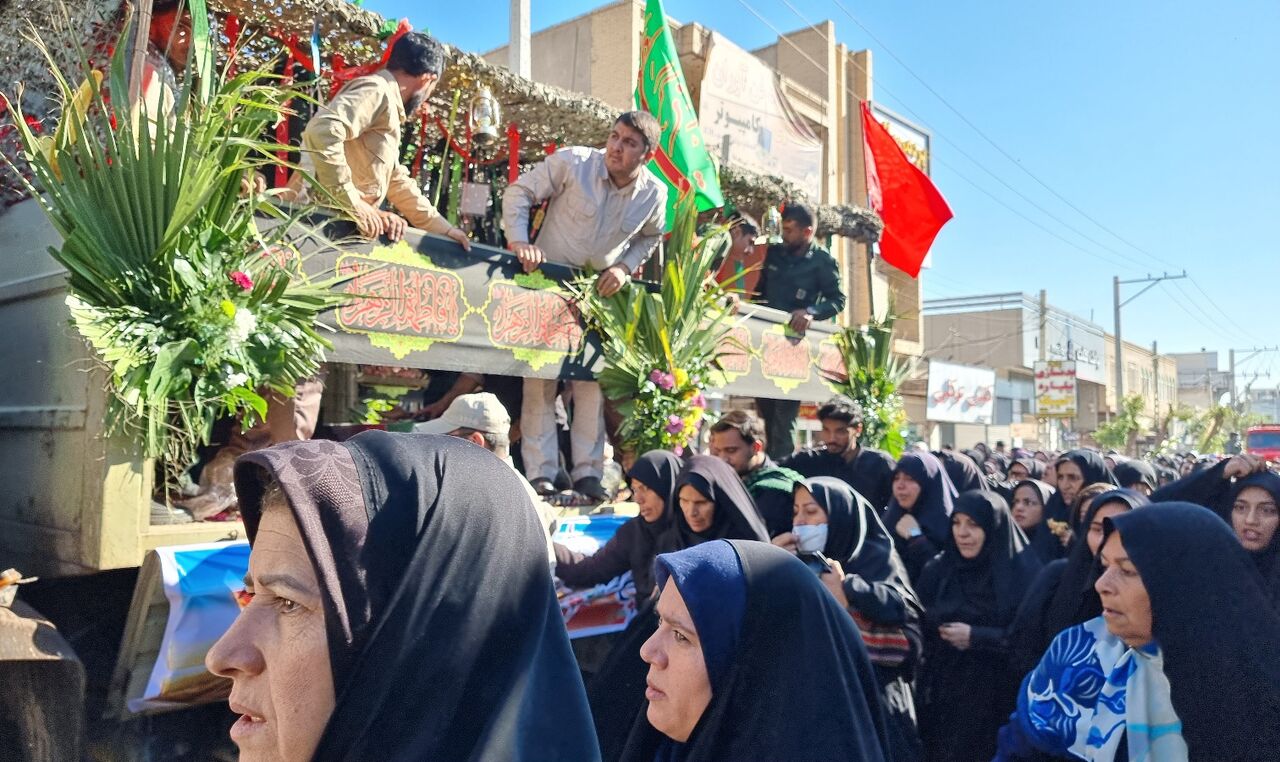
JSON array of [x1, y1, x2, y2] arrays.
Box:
[[1246, 424, 1280, 463]]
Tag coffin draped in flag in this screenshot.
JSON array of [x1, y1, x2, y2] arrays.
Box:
[[636, 0, 724, 225], [860, 101, 953, 278]]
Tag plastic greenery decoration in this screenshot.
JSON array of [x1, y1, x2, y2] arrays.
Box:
[[2, 18, 349, 482], [570, 193, 743, 455], [825, 311, 914, 458]]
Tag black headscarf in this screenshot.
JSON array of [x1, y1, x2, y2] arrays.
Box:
[[234, 432, 599, 761], [629, 450, 684, 543], [929, 491, 1043, 623], [1043, 449, 1118, 523], [1105, 503, 1280, 759], [1011, 457, 1045, 481], [661, 456, 769, 551], [1042, 488, 1149, 644], [620, 540, 891, 761], [798, 476, 897, 582], [1012, 479, 1062, 563], [935, 449, 986, 493], [884, 451, 957, 548], [1230, 472, 1280, 610], [1056, 449, 1117, 486], [1113, 459, 1157, 492]]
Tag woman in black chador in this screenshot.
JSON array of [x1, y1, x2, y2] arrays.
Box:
[[915, 491, 1042, 762]]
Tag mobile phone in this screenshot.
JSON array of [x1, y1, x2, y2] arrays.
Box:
[[797, 551, 832, 575]]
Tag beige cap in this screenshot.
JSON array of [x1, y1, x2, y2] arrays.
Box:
[[413, 392, 510, 436]]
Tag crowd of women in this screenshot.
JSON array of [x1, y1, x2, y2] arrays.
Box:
[[208, 427, 1280, 761]]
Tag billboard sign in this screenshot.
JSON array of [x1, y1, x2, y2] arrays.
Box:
[[700, 33, 824, 199], [1034, 360, 1078, 418], [926, 361, 996, 424]]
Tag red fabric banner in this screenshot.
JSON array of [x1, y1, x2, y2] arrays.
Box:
[[860, 101, 953, 278]]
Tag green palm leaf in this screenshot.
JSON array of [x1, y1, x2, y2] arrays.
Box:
[[3, 15, 350, 483]]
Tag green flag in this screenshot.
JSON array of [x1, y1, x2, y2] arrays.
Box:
[[636, 0, 724, 228]]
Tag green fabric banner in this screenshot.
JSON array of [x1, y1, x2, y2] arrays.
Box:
[[635, 0, 724, 227]]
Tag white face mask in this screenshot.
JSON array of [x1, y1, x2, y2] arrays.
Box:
[[793, 523, 829, 554]]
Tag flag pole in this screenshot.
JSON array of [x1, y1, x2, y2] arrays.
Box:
[[128, 0, 156, 107], [865, 238, 877, 322]]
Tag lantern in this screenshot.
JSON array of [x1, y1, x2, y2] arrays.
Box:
[[469, 85, 501, 146], [763, 205, 783, 244]]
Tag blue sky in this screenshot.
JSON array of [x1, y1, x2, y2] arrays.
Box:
[[365, 0, 1279, 379]]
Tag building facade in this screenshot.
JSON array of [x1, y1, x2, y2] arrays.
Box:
[[921, 292, 1178, 450]]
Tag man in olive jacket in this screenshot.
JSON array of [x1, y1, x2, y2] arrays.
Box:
[[752, 203, 846, 459]]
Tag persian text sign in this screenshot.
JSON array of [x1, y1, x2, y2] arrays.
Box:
[[926, 360, 996, 424], [1034, 360, 1078, 418], [700, 32, 823, 199]]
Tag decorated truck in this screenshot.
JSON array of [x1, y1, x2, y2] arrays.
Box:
[[0, 0, 879, 757]]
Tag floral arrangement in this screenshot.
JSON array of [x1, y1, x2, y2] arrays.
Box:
[[635, 367, 709, 455], [571, 194, 744, 456], [3, 19, 348, 482], [824, 310, 915, 458]]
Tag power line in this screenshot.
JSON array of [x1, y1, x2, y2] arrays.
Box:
[[1168, 279, 1239, 338], [931, 154, 1141, 271], [818, 0, 1256, 341], [742, 0, 1253, 344], [824, 0, 1171, 270], [762, 0, 1147, 274], [1187, 276, 1264, 344]]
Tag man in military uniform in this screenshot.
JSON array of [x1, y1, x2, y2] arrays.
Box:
[[751, 203, 846, 460]]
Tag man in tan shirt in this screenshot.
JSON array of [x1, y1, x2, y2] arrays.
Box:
[[502, 112, 667, 499], [293, 32, 470, 249]]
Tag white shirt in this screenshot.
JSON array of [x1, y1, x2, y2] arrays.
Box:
[[502, 147, 666, 272]]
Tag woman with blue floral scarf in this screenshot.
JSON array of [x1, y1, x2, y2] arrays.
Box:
[[994, 502, 1280, 761]]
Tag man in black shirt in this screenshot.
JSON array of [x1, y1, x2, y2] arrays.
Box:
[[752, 203, 846, 460], [781, 396, 897, 511]]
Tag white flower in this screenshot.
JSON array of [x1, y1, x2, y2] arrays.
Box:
[[225, 371, 251, 388], [228, 307, 258, 346]]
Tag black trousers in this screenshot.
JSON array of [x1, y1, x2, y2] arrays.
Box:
[[755, 397, 800, 461]]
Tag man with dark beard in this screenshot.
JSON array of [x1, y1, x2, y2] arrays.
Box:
[[708, 409, 802, 537], [782, 396, 897, 511], [294, 32, 471, 247], [751, 203, 846, 459]]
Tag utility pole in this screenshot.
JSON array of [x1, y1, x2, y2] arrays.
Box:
[[1038, 290, 1048, 361], [1152, 340, 1159, 413], [1113, 271, 1186, 413], [1229, 346, 1280, 408], [1230, 348, 1236, 408], [510, 0, 531, 78]]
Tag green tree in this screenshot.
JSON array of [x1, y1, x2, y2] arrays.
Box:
[[1193, 404, 1265, 453], [825, 312, 914, 458], [1093, 394, 1146, 454]]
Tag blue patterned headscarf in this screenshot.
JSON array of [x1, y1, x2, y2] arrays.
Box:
[[997, 616, 1187, 761]]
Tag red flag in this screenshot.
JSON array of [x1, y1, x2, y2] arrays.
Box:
[[860, 102, 953, 278]]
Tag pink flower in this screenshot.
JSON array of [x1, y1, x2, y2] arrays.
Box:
[[673, 445, 684, 456], [691, 392, 707, 409], [649, 369, 675, 391], [229, 270, 253, 290], [665, 414, 685, 434]]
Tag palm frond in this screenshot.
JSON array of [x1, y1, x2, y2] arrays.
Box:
[[569, 192, 745, 454], [3, 17, 350, 483]]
